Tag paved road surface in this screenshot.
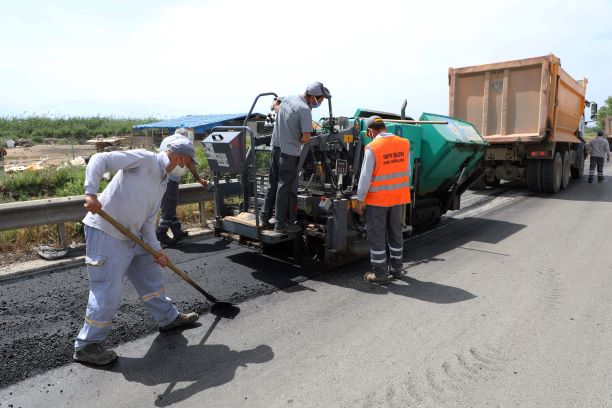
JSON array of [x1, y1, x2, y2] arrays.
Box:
[[1, 170, 611, 407]]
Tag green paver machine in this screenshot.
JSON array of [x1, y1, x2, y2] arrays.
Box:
[[203, 94, 487, 266]]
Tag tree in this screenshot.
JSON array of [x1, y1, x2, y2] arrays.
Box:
[[596, 96, 612, 129]]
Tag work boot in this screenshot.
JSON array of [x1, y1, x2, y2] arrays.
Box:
[[159, 312, 199, 332], [173, 230, 189, 241], [389, 269, 404, 280], [158, 235, 177, 248], [259, 214, 271, 228], [598, 176, 605, 182], [364, 272, 391, 284], [588, 178, 593, 183], [73, 343, 118, 366], [274, 224, 301, 233]]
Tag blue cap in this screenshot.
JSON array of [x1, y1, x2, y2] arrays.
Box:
[[167, 138, 199, 165]]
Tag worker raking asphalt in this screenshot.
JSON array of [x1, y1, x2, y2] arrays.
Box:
[[0, 237, 321, 388]]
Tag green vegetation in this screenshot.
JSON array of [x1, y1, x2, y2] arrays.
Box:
[[0, 116, 158, 145], [0, 166, 108, 202], [596, 96, 612, 130], [584, 126, 598, 141], [0, 145, 215, 202]]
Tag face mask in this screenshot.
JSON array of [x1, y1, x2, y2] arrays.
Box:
[[170, 163, 187, 178], [311, 97, 322, 109]]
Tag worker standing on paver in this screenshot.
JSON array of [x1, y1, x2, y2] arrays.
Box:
[[260, 82, 331, 232], [156, 128, 208, 247], [588, 130, 611, 183], [355, 116, 411, 283], [74, 139, 201, 366]]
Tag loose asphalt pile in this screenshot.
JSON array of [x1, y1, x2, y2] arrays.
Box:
[[0, 237, 323, 388]]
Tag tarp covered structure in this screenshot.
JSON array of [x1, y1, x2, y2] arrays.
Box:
[[133, 113, 264, 133]]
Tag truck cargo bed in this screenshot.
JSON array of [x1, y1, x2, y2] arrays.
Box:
[[449, 54, 586, 145]]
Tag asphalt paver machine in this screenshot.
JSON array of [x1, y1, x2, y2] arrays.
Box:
[[203, 93, 487, 266]]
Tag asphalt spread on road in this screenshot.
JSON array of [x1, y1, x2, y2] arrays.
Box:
[[0, 187, 506, 389], [0, 238, 326, 388]]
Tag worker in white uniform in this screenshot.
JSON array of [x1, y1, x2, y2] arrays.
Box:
[[73, 138, 200, 366]]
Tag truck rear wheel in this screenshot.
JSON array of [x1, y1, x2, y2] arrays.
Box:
[[570, 153, 584, 179], [541, 152, 562, 193], [561, 151, 571, 189], [527, 160, 542, 192]]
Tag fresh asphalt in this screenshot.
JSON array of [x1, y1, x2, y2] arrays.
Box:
[[1, 168, 611, 407]]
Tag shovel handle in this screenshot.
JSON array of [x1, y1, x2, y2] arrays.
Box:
[[97, 209, 219, 303]]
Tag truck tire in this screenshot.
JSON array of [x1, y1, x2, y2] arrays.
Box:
[[570, 153, 584, 179], [541, 152, 562, 193], [561, 150, 571, 189], [527, 160, 542, 192]]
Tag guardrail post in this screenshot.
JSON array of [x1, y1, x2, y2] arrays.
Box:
[[57, 223, 68, 248], [198, 202, 207, 228]]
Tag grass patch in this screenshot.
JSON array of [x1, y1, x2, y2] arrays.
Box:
[[0, 116, 159, 144], [0, 222, 84, 254], [0, 166, 107, 201]]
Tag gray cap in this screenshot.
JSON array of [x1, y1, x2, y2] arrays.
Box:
[[167, 137, 199, 165], [306, 82, 331, 99], [175, 128, 188, 136], [366, 115, 386, 129]]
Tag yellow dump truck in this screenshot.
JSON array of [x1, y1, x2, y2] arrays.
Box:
[[449, 54, 588, 193]]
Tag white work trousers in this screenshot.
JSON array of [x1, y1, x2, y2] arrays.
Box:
[[75, 226, 179, 349]]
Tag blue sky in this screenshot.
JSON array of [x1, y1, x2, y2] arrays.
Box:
[[1, 0, 611, 120]]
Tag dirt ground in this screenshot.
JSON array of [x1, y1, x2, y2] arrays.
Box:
[[3, 144, 97, 167]]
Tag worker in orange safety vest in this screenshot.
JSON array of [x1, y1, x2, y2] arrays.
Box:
[[354, 115, 411, 283]]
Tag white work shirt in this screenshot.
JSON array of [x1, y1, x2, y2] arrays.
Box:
[[83, 149, 170, 251]]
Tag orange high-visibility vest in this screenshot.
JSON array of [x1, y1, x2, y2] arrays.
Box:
[[365, 135, 411, 207]]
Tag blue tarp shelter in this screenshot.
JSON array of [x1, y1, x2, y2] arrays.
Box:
[[133, 113, 265, 134], [131, 113, 266, 147]]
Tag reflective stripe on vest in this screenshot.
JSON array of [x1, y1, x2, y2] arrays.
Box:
[[365, 135, 411, 207]]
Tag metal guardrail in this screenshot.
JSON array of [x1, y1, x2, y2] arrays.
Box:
[[0, 183, 214, 246]]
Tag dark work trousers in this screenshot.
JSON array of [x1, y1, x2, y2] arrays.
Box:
[[261, 147, 281, 220], [365, 205, 404, 277], [156, 180, 183, 239], [589, 156, 605, 181], [274, 152, 299, 227]]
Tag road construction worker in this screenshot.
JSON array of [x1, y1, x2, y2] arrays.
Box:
[[588, 130, 611, 183], [355, 116, 411, 283], [260, 82, 331, 233], [156, 128, 208, 247], [74, 138, 201, 365], [264, 96, 284, 126]]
